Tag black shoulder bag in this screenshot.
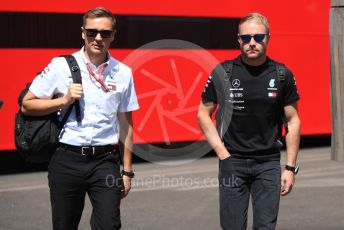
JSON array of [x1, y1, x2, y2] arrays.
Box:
[[15, 55, 82, 163]]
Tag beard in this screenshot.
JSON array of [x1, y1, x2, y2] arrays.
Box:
[[243, 47, 265, 59]]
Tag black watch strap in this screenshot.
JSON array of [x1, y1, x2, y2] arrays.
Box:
[[285, 165, 299, 175], [122, 170, 135, 178]]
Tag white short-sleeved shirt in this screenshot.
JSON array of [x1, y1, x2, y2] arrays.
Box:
[[30, 47, 139, 146]]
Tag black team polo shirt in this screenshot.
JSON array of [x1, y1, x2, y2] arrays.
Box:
[[202, 56, 299, 160]]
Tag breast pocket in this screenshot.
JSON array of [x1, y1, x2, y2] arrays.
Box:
[[101, 91, 121, 116]]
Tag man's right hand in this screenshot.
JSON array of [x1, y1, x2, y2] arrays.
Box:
[[64, 83, 83, 105], [218, 153, 231, 160], [216, 148, 231, 160]]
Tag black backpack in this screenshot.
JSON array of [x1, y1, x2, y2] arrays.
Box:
[[212, 60, 287, 139], [15, 55, 82, 163]]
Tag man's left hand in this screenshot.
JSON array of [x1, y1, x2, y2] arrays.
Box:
[[121, 175, 132, 198], [280, 170, 295, 196]]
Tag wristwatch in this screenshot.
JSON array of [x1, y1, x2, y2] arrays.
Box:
[[285, 165, 299, 175], [121, 170, 135, 178]]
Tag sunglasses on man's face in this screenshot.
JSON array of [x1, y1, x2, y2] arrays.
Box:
[[84, 28, 113, 38], [239, 34, 266, 43]]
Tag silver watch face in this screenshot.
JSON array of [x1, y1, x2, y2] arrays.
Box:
[[294, 166, 299, 174]]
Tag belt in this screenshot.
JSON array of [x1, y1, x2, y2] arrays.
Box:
[[59, 143, 116, 156]]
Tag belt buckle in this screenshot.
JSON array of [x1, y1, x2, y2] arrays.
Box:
[[81, 147, 95, 156]]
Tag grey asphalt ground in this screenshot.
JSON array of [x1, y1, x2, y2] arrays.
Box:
[[1, 146, 344, 230]]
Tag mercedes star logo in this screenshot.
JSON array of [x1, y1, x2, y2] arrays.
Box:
[[232, 79, 240, 88]]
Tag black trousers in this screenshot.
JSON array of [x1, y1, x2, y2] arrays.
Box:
[[219, 157, 281, 230], [48, 146, 122, 230]]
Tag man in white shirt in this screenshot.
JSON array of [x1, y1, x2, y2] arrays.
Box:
[[22, 7, 139, 230]]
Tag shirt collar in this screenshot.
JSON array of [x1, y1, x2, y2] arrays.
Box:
[[80, 46, 111, 70]]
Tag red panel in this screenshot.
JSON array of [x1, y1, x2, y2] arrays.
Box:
[[0, 44, 331, 150], [0, 0, 332, 150], [268, 35, 331, 135]]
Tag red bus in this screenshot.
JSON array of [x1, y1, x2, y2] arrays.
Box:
[[0, 0, 331, 151]]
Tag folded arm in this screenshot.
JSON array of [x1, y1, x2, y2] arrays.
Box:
[[22, 84, 82, 116]]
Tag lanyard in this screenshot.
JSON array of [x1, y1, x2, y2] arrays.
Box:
[[86, 63, 110, 92]]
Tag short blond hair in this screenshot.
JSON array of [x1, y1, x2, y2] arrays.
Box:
[[83, 7, 116, 30], [238, 13, 270, 34]]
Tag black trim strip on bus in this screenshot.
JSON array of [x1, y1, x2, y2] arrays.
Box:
[[1, 12, 240, 49]]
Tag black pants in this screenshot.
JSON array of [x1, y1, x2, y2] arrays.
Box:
[[219, 157, 281, 230], [48, 147, 122, 230]]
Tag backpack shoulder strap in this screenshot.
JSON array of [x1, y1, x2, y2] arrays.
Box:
[[62, 55, 82, 84], [223, 60, 233, 81], [275, 62, 286, 84], [60, 55, 82, 123], [211, 60, 234, 106], [211, 60, 234, 138], [275, 62, 288, 134], [222, 60, 234, 103]]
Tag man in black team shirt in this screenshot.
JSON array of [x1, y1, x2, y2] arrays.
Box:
[[198, 13, 301, 230]]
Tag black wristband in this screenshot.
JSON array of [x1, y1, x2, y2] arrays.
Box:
[[122, 170, 135, 178], [285, 165, 299, 175]]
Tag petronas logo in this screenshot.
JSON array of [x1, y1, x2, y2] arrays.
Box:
[[269, 79, 275, 88]]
